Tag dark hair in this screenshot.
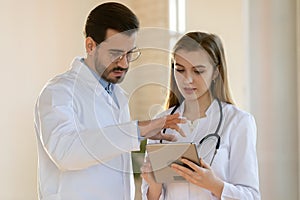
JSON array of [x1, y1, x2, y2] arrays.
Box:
[[84, 2, 139, 44], [166, 31, 234, 108]]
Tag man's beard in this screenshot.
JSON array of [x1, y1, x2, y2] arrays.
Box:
[[96, 64, 128, 84], [94, 54, 129, 83]]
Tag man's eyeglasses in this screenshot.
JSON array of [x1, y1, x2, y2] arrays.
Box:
[[109, 48, 141, 63]]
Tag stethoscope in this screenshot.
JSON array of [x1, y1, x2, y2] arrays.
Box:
[[160, 98, 223, 166]]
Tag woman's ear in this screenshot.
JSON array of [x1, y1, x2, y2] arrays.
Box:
[[85, 37, 97, 55], [212, 67, 219, 80]]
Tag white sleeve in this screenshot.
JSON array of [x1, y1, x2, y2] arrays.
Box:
[[35, 85, 140, 171], [221, 114, 260, 200]]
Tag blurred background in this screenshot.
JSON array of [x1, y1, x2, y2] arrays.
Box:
[[0, 0, 299, 199]]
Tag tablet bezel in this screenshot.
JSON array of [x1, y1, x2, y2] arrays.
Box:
[[146, 143, 200, 183]]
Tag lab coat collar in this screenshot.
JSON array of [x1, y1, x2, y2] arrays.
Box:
[[70, 57, 101, 91], [175, 99, 221, 118], [70, 57, 129, 109]]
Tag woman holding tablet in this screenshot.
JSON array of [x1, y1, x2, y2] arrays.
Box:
[[141, 32, 260, 199]]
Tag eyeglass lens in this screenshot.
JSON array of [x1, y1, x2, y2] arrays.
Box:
[[126, 51, 140, 62], [113, 50, 140, 63]]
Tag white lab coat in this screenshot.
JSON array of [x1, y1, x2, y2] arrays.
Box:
[[142, 100, 260, 200], [34, 57, 140, 200]]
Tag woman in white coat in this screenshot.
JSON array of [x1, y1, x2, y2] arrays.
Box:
[[141, 32, 260, 199]]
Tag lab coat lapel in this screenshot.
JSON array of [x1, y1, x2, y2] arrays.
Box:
[[72, 58, 121, 120], [94, 85, 130, 124], [114, 85, 131, 122], [71, 57, 99, 89]]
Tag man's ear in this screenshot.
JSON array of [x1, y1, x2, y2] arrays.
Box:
[[85, 37, 97, 55]]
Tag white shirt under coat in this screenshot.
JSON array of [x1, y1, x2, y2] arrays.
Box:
[[34, 57, 140, 200], [142, 100, 260, 200]]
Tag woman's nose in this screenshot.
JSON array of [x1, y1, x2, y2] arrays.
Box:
[[184, 72, 193, 83]]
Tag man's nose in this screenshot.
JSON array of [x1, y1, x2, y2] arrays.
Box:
[[117, 55, 129, 68]]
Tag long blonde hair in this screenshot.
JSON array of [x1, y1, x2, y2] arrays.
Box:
[[166, 31, 234, 109]]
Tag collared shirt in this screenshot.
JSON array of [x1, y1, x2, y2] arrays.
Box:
[[81, 58, 119, 108]]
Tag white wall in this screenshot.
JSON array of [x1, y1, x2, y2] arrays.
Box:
[[185, 0, 249, 110], [0, 0, 100, 199], [248, 0, 299, 199]]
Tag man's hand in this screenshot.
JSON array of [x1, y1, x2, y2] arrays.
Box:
[[138, 113, 186, 141]]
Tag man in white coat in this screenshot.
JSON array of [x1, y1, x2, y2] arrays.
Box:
[[34, 2, 184, 200]]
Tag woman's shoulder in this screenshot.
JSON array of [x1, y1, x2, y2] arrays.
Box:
[[221, 102, 257, 141], [222, 102, 255, 122]]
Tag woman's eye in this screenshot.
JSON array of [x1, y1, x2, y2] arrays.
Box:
[[194, 70, 205, 74], [175, 68, 184, 73]]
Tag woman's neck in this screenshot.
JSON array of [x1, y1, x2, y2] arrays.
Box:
[[183, 93, 213, 121]]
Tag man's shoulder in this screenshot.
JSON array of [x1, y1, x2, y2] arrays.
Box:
[[44, 57, 87, 89], [45, 70, 76, 90]]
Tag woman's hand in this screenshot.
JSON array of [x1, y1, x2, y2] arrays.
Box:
[[171, 158, 224, 198], [140, 156, 157, 185], [140, 156, 163, 200]]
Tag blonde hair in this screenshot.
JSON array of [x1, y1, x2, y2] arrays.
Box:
[[166, 31, 234, 108]]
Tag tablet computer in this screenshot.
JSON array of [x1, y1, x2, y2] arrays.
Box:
[[146, 143, 200, 183]]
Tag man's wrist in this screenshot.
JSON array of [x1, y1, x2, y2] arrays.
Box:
[[138, 120, 151, 137], [137, 121, 145, 140]]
